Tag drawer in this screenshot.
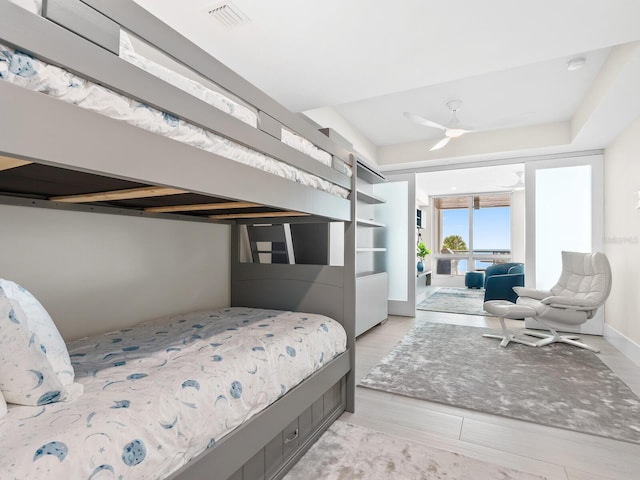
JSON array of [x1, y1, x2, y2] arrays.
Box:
[[264, 417, 299, 478], [323, 381, 342, 415], [298, 406, 313, 444], [243, 449, 264, 480], [233, 377, 346, 480], [282, 418, 299, 461], [228, 469, 242, 480], [311, 397, 324, 429], [264, 432, 283, 479]]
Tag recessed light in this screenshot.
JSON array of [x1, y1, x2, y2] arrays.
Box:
[[567, 57, 586, 71]]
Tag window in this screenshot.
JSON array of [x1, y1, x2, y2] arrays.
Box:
[[433, 193, 511, 275]]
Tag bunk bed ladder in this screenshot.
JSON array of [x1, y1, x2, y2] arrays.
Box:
[[247, 224, 295, 264]]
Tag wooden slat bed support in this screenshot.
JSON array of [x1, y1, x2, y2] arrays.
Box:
[[50, 186, 187, 203], [145, 201, 262, 213], [0, 156, 32, 171], [210, 211, 310, 220]]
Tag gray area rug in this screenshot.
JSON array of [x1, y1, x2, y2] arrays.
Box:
[[417, 287, 491, 316], [284, 420, 544, 480], [360, 320, 640, 444]]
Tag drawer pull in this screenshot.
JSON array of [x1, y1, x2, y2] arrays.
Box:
[[284, 429, 299, 444]]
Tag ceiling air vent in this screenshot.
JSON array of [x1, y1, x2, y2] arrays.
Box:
[[207, 2, 251, 27]]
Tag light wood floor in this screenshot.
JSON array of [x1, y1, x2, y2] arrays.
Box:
[[340, 310, 640, 480]]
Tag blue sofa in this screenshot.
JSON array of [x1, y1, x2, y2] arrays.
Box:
[[483, 262, 525, 303]]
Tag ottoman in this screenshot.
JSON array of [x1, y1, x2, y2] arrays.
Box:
[[464, 270, 484, 289]]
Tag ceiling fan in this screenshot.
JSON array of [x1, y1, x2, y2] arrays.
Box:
[[404, 99, 473, 151]]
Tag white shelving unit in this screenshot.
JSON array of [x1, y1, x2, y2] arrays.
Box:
[[357, 190, 386, 205], [356, 218, 385, 228], [355, 159, 388, 336]]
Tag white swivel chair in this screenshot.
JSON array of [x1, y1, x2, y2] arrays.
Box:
[[483, 251, 612, 352]]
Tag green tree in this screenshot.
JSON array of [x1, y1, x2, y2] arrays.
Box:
[[442, 235, 467, 251]]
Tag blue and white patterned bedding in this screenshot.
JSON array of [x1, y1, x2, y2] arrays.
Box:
[[0, 37, 349, 198], [0, 307, 347, 479], [118, 32, 341, 173]]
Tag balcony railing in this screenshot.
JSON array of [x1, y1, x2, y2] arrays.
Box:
[[433, 250, 512, 275]]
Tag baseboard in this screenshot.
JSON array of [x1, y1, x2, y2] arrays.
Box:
[[604, 323, 640, 367]]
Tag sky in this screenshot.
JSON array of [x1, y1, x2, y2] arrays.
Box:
[[442, 206, 510, 251]]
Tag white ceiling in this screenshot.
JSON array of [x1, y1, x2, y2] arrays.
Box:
[[334, 49, 610, 146], [133, 0, 640, 169], [416, 164, 525, 200]]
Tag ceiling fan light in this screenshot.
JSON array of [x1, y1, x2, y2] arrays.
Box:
[[446, 128, 466, 138]]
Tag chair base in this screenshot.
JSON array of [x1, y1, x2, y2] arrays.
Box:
[[482, 316, 539, 348], [522, 329, 600, 353], [482, 300, 539, 348]]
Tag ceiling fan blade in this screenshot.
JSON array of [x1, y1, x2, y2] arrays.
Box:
[[403, 112, 447, 131], [491, 182, 525, 191], [429, 137, 451, 151]]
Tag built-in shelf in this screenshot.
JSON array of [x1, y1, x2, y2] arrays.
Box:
[[357, 270, 386, 278], [356, 189, 386, 205], [356, 247, 387, 252], [356, 218, 385, 228], [355, 158, 387, 337], [356, 160, 386, 184]]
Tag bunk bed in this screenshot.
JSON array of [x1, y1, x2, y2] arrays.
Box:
[[0, 1, 357, 479]]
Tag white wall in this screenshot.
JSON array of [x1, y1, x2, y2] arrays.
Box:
[[302, 106, 379, 164], [603, 116, 640, 346], [0, 205, 230, 341]]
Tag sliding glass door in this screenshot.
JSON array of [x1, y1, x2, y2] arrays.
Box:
[[432, 193, 512, 281], [525, 154, 604, 334], [377, 172, 417, 317]]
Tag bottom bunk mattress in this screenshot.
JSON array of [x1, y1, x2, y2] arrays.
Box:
[[0, 307, 347, 479]]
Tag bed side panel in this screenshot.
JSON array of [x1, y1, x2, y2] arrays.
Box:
[[43, 0, 120, 53]]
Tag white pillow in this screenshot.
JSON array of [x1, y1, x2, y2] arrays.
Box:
[[0, 289, 66, 405], [0, 279, 75, 386]]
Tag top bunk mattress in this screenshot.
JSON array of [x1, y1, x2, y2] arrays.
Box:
[[0, 307, 347, 479], [118, 31, 343, 172], [1, 0, 352, 201], [11, 0, 337, 168], [0, 42, 349, 199]]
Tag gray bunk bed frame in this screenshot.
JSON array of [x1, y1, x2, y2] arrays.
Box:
[[0, 1, 357, 479]]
